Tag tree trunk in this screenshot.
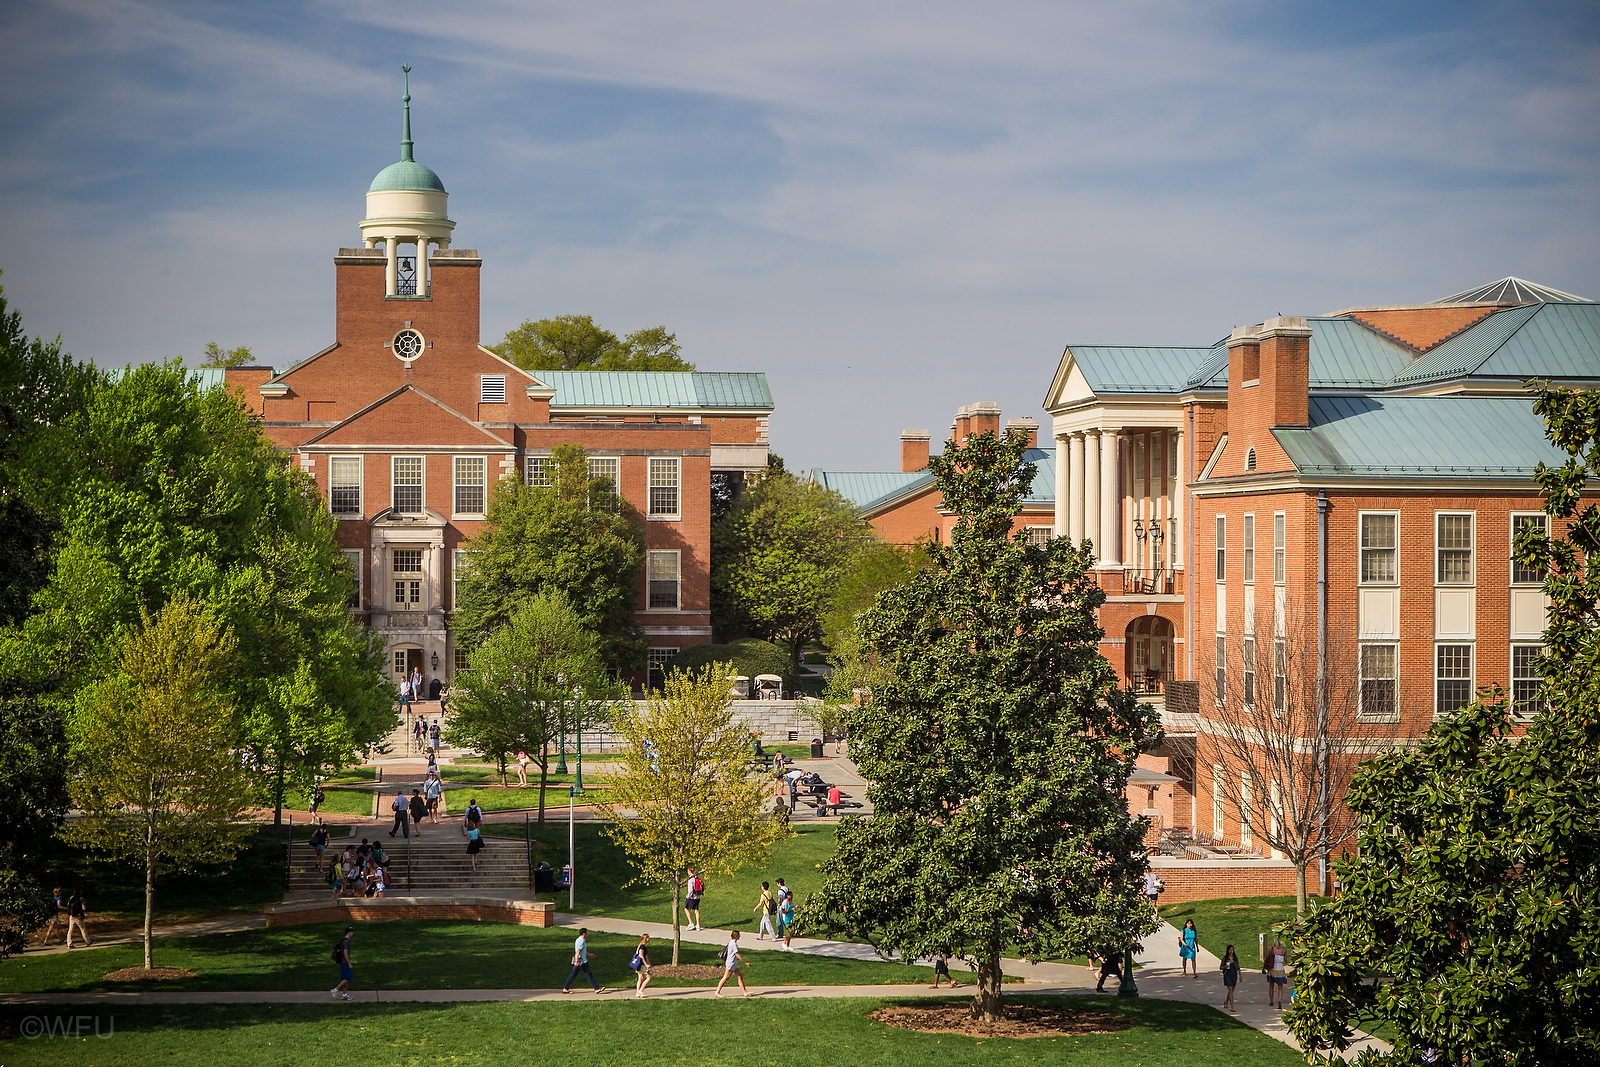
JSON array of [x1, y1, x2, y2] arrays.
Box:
[[143, 822, 156, 971], [971, 948, 1004, 1022], [1295, 860, 1308, 918], [671, 877, 682, 965], [273, 756, 286, 828], [537, 754, 549, 825]]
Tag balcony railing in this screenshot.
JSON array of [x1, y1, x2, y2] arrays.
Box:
[[1130, 668, 1175, 695], [1122, 567, 1177, 596]]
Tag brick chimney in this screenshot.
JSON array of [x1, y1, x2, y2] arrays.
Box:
[[1259, 315, 1312, 427], [953, 405, 973, 445], [967, 401, 1001, 439], [900, 429, 931, 472], [1004, 417, 1038, 448]]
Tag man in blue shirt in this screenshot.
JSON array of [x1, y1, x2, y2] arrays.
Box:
[[562, 927, 608, 994]]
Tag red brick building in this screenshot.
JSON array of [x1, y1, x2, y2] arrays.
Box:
[[220, 89, 772, 692], [1044, 277, 1598, 879]]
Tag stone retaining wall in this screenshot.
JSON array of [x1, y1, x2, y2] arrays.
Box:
[[566, 700, 821, 751]]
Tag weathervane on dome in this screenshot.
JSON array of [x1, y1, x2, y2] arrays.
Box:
[[400, 64, 414, 162]]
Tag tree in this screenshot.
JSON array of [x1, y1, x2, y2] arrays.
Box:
[[446, 592, 616, 823], [198, 342, 254, 369], [667, 638, 790, 681], [1203, 599, 1402, 915], [454, 445, 646, 672], [712, 473, 869, 670], [490, 315, 694, 372], [62, 599, 254, 971], [0, 677, 71, 958], [820, 539, 920, 702], [805, 429, 1160, 1022], [1285, 381, 1600, 1064], [597, 662, 787, 964]]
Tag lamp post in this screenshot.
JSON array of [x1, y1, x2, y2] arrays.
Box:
[[555, 672, 568, 775], [573, 684, 585, 793]]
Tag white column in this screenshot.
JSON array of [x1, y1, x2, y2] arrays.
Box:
[[385, 237, 399, 297], [1083, 430, 1101, 561], [1099, 430, 1121, 566], [1067, 433, 1085, 542], [1173, 429, 1185, 569], [416, 238, 430, 297], [1053, 434, 1069, 538]]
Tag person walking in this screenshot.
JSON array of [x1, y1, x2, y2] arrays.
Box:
[[1264, 937, 1289, 1008], [562, 927, 608, 993], [411, 666, 423, 701], [1094, 947, 1123, 993], [64, 887, 91, 948], [408, 791, 427, 838], [1179, 918, 1199, 976], [714, 930, 752, 997], [631, 933, 654, 997], [1220, 944, 1241, 1011], [684, 867, 703, 930], [516, 749, 530, 786], [424, 770, 443, 823], [310, 821, 330, 872], [330, 926, 354, 1000], [465, 797, 483, 825], [1142, 869, 1163, 916], [754, 881, 777, 940], [398, 676, 411, 715], [310, 783, 326, 815], [389, 790, 410, 838], [40, 887, 63, 945], [465, 818, 485, 873], [929, 951, 953, 988], [779, 891, 797, 950], [429, 721, 441, 754]]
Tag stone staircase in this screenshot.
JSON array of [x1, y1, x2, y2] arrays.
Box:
[[288, 833, 531, 894]]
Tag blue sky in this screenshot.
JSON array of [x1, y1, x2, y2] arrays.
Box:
[[1, 0, 1596, 471]]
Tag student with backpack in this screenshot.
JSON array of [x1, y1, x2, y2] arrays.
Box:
[[684, 867, 703, 930], [408, 791, 427, 837], [330, 926, 354, 1000], [310, 822, 331, 872], [631, 933, 653, 998], [65, 888, 91, 949], [754, 881, 777, 940], [714, 930, 752, 997]]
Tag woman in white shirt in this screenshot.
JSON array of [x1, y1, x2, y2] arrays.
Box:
[[714, 930, 752, 997]]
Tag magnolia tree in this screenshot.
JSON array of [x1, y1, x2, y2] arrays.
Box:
[[597, 662, 787, 964], [1286, 382, 1600, 1063], [806, 428, 1161, 1022], [64, 599, 254, 971]]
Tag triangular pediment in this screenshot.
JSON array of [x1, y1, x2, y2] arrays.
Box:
[[1043, 347, 1097, 411], [303, 386, 512, 448]]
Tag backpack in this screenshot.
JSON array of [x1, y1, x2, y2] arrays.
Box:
[[766, 896, 777, 915], [692, 876, 704, 896], [331, 940, 345, 963]]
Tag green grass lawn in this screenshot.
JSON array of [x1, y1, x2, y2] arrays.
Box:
[[484, 821, 839, 934], [0, 997, 1303, 1067], [1158, 896, 1315, 969], [0, 920, 938, 994], [286, 787, 373, 816], [22, 828, 312, 926]]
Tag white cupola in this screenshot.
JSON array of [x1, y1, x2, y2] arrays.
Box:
[[360, 65, 456, 297]]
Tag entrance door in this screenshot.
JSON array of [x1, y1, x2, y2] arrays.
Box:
[[1126, 617, 1175, 693]]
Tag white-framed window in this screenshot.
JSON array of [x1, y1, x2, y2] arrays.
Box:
[[454, 455, 486, 515], [1242, 636, 1256, 706], [392, 456, 423, 513], [1211, 765, 1225, 839], [330, 456, 362, 516], [1436, 513, 1474, 585], [454, 646, 469, 672], [588, 456, 619, 505], [1360, 512, 1398, 584], [1511, 644, 1544, 717], [1359, 643, 1398, 722], [1243, 514, 1255, 583], [1435, 643, 1473, 716], [1273, 638, 1287, 717], [646, 647, 679, 691], [649, 458, 680, 517], [526, 456, 551, 487], [1511, 513, 1548, 585], [647, 550, 681, 609], [1239, 773, 1253, 848], [342, 549, 362, 609], [393, 650, 409, 677], [480, 375, 506, 403], [1026, 525, 1053, 547], [1273, 512, 1285, 585], [1214, 635, 1226, 705], [452, 549, 472, 611], [392, 548, 423, 609], [1215, 516, 1226, 582]]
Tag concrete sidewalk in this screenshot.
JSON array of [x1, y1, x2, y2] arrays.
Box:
[[23, 914, 268, 958]]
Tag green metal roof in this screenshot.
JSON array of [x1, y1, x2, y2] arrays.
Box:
[[1431, 277, 1590, 304], [1272, 396, 1568, 476], [1389, 303, 1600, 388], [814, 446, 1055, 514], [368, 159, 446, 193], [536, 371, 773, 411], [1068, 346, 1213, 394], [1177, 319, 1414, 392]]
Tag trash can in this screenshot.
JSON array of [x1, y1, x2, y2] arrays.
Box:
[[534, 863, 554, 893], [810, 739, 824, 758]]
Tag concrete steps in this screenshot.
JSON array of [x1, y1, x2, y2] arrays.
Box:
[[289, 836, 530, 892]]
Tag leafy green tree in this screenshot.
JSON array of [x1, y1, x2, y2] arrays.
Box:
[[821, 539, 920, 702], [1286, 382, 1600, 1064], [446, 592, 617, 822], [668, 638, 790, 681], [0, 677, 71, 957], [712, 474, 868, 670], [63, 598, 254, 971], [198, 342, 254, 368], [805, 429, 1160, 1022], [454, 445, 645, 672], [597, 662, 788, 964], [491, 315, 694, 372]]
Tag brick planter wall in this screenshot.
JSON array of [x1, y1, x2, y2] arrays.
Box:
[[266, 898, 556, 928], [1149, 859, 1303, 902]]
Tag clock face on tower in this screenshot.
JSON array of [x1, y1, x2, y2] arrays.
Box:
[[392, 328, 425, 362]]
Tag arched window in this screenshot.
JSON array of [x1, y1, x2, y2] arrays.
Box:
[[1246, 447, 1257, 471]]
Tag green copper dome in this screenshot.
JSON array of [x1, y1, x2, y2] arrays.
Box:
[[368, 159, 446, 193]]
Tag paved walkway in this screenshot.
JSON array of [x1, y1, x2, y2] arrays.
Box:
[[22, 913, 268, 958]]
